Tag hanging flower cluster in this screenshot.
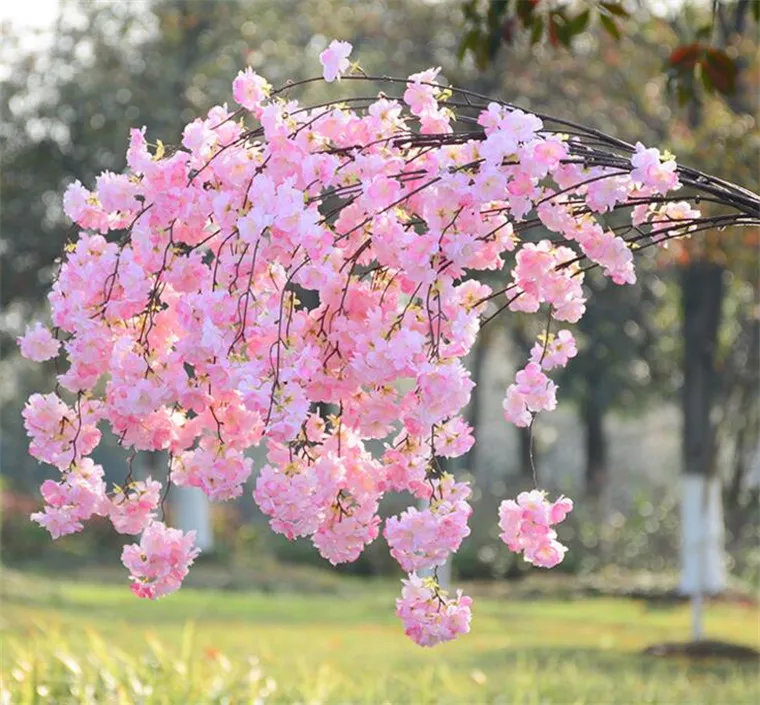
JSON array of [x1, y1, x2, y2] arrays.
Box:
[[385, 475, 472, 573], [19, 39, 711, 646], [498, 490, 574, 568], [396, 573, 473, 647]]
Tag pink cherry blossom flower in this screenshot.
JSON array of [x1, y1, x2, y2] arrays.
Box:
[[18, 322, 60, 362], [530, 329, 578, 371], [550, 495, 574, 524], [502, 385, 532, 428], [232, 67, 271, 111], [512, 362, 558, 414], [319, 40, 352, 82], [631, 142, 680, 194]]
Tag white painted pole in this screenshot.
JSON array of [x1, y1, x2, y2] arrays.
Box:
[[680, 474, 726, 640], [679, 474, 726, 595], [172, 485, 215, 553]]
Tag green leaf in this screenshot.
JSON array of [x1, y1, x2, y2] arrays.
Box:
[[675, 78, 694, 107], [551, 12, 573, 48], [599, 14, 621, 41], [698, 61, 716, 94], [516, 0, 536, 25], [695, 23, 712, 40], [567, 9, 591, 36], [600, 2, 630, 18], [475, 38, 491, 71], [530, 14, 544, 45], [457, 27, 481, 61], [488, 27, 503, 60], [461, 0, 479, 23]]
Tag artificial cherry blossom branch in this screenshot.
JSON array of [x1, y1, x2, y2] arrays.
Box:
[[18, 40, 758, 647]]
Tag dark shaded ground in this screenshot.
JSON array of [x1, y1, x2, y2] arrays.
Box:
[[644, 640, 760, 661]]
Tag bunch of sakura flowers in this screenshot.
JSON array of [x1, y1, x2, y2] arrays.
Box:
[[107, 478, 163, 534], [503, 362, 558, 428], [498, 490, 574, 568], [396, 573, 473, 647], [384, 474, 472, 573], [121, 522, 201, 599], [30, 458, 107, 539]]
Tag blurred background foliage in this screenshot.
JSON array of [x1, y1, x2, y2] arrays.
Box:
[[0, 0, 758, 592]]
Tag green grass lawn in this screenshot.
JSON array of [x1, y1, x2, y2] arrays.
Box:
[[1, 568, 758, 704]]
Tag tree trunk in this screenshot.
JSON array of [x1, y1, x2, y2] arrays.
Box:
[[465, 326, 490, 483], [679, 262, 727, 612], [518, 427, 533, 481], [725, 316, 760, 510], [511, 321, 538, 482], [583, 393, 608, 499], [675, 2, 752, 635]]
